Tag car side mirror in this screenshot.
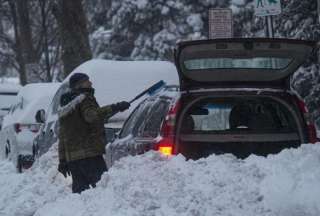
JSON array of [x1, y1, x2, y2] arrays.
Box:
[[104, 127, 120, 144], [35, 109, 46, 123]]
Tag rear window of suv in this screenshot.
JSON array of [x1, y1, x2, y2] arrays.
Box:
[[139, 100, 170, 138], [180, 97, 295, 134], [120, 100, 153, 138], [184, 57, 292, 70], [120, 98, 171, 139]]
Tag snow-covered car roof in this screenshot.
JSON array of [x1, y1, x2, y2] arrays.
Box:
[[2, 83, 61, 125], [17, 83, 61, 104], [66, 59, 179, 121]]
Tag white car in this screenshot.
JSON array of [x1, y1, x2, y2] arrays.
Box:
[[0, 83, 60, 172], [0, 83, 21, 130]]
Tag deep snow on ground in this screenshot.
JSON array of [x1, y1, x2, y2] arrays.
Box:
[[0, 143, 320, 216]]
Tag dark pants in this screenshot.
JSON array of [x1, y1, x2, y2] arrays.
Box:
[[68, 155, 107, 193]]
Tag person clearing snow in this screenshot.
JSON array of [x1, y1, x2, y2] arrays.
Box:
[[57, 73, 130, 193]]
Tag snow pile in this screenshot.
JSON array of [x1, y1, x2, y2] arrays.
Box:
[[257, 147, 320, 216], [0, 144, 320, 216], [0, 143, 70, 216]]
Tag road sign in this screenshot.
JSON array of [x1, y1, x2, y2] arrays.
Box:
[[208, 8, 233, 39], [254, 0, 282, 16]]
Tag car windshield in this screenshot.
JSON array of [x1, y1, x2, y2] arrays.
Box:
[[184, 57, 292, 70]]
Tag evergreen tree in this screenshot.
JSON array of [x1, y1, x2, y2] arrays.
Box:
[[90, 0, 231, 60], [276, 0, 320, 115], [234, 0, 320, 115]]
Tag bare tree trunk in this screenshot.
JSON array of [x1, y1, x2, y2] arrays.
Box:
[[52, 0, 92, 78], [16, 0, 40, 83], [8, 0, 27, 85], [318, 0, 320, 23], [39, 0, 52, 81]]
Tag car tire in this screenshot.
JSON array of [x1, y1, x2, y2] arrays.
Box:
[[17, 155, 22, 173], [32, 144, 38, 158], [5, 141, 10, 159], [5, 147, 9, 158]]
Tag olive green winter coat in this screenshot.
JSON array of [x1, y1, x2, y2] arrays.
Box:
[[58, 91, 114, 162]]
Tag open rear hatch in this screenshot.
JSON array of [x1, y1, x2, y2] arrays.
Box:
[[174, 38, 316, 90]]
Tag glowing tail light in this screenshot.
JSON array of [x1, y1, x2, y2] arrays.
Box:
[[158, 145, 173, 156], [156, 99, 181, 155], [156, 138, 174, 156]]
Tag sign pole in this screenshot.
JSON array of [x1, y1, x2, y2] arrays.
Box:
[[265, 17, 269, 37], [267, 16, 274, 38]]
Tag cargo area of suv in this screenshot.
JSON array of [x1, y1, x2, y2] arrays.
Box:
[[172, 38, 318, 159], [176, 92, 306, 159]]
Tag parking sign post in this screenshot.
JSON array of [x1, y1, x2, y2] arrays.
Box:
[[266, 16, 274, 38], [254, 0, 282, 38]]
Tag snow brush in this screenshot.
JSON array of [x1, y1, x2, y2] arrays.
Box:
[[129, 80, 166, 103]]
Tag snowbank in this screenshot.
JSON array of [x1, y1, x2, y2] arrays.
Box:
[[0, 144, 320, 216], [0, 143, 70, 216]]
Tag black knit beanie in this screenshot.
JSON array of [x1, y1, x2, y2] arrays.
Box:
[[69, 73, 89, 89]]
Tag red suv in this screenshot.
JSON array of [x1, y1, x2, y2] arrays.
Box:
[[106, 38, 318, 167]]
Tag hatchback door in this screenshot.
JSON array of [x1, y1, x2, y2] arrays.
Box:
[[175, 38, 316, 90]]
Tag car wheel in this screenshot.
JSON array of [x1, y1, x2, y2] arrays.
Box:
[[5, 147, 9, 158], [17, 156, 22, 173], [5, 141, 10, 159], [32, 144, 38, 158]]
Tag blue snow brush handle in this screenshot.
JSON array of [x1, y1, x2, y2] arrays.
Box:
[[129, 80, 166, 103]]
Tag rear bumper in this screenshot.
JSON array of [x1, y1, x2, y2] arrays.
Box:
[[16, 130, 36, 155], [18, 154, 34, 169]]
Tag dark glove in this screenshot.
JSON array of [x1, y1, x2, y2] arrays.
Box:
[[111, 101, 130, 112], [58, 161, 71, 178]]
